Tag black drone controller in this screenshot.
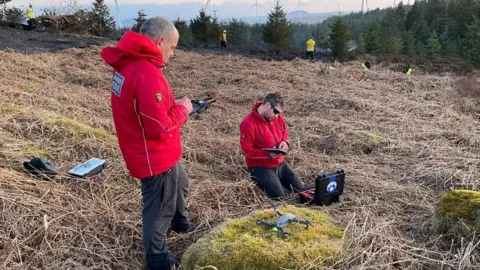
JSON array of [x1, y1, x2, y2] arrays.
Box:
[[190, 97, 216, 115]]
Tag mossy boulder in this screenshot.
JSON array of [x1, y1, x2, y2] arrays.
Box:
[[181, 205, 344, 270], [432, 189, 480, 234]]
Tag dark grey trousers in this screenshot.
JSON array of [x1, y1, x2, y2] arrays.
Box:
[[249, 161, 305, 199], [141, 162, 189, 270]]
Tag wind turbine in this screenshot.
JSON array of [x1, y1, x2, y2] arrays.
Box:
[[361, 0, 369, 13], [250, 0, 265, 24], [295, 0, 306, 21], [212, 0, 218, 18], [114, 0, 122, 28], [204, 0, 212, 15]]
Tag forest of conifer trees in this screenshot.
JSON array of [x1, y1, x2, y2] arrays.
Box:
[[159, 0, 480, 67]]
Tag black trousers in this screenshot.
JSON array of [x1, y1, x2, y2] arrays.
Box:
[[221, 40, 227, 48], [27, 19, 36, 30], [141, 162, 189, 270], [306, 51, 314, 60], [249, 161, 305, 199]]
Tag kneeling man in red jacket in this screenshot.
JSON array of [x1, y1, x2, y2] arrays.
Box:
[[101, 17, 193, 270], [240, 93, 306, 199]]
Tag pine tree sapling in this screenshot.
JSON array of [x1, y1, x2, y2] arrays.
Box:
[[190, 9, 220, 46], [329, 17, 352, 60], [132, 9, 147, 33], [465, 16, 480, 67], [357, 33, 367, 54], [174, 17, 189, 46], [226, 18, 249, 46], [88, 0, 116, 37], [426, 32, 441, 59], [262, 0, 293, 55], [366, 19, 381, 53]]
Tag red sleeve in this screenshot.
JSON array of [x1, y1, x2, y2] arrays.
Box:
[[135, 73, 188, 140], [280, 116, 290, 146], [240, 119, 270, 159]]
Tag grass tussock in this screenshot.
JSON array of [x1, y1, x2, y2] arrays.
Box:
[[0, 43, 480, 269]]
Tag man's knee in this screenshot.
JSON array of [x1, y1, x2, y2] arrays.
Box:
[[250, 167, 287, 199], [279, 162, 305, 192]]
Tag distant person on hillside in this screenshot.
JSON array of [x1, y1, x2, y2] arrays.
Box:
[[402, 63, 412, 75], [362, 60, 371, 70], [239, 92, 306, 199], [100, 17, 193, 270], [220, 30, 227, 48], [306, 36, 316, 61], [26, 4, 36, 30]]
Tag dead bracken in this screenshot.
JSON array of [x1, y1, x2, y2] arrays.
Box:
[[1, 35, 480, 269]]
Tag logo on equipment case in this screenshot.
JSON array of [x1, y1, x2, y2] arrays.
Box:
[[326, 181, 337, 193]]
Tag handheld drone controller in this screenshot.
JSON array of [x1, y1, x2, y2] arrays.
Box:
[[190, 97, 216, 115]]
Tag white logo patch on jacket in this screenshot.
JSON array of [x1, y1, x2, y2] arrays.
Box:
[[112, 72, 125, 97]]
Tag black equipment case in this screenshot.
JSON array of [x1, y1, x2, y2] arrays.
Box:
[[299, 170, 345, 206]]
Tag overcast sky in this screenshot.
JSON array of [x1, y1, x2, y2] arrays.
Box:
[[9, 0, 407, 13]]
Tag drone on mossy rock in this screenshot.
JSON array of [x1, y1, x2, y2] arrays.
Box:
[[256, 205, 313, 236]]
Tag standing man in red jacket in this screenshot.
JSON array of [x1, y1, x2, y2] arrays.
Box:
[[101, 17, 193, 270], [240, 92, 306, 199]]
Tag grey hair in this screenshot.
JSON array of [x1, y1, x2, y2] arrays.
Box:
[[140, 17, 178, 41]]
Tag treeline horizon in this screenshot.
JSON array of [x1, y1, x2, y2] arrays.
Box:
[[2, 0, 480, 66]]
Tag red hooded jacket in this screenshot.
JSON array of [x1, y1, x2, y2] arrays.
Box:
[[240, 102, 290, 168], [100, 31, 188, 180]]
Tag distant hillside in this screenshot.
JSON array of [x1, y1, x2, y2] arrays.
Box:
[[121, 9, 341, 27], [28, 2, 341, 28]]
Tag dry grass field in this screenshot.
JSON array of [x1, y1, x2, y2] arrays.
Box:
[[1, 27, 480, 269]]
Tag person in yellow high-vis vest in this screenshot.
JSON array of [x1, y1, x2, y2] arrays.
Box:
[[402, 64, 413, 75], [220, 30, 227, 48], [26, 4, 37, 30], [306, 37, 315, 61]]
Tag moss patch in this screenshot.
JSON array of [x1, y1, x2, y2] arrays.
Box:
[[1, 105, 112, 139], [52, 117, 110, 138], [1, 104, 26, 114], [181, 205, 344, 270], [358, 131, 384, 143], [433, 189, 480, 234]]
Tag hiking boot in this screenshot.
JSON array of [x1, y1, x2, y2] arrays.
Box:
[[146, 253, 180, 270], [171, 220, 193, 234]]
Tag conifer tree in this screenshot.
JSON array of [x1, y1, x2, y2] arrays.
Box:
[[88, 0, 116, 37], [465, 17, 480, 67], [131, 9, 147, 33], [226, 18, 248, 46], [174, 17, 189, 45], [426, 32, 441, 59], [190, 9, 220, 46], [366, 19, 381, 53], [328, 17, 352, 60], [357, 33, 366, 54], [262, 0, 293, 55]]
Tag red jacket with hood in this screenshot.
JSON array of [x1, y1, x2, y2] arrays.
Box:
[[240, 101, 290, 168], [100, 30, 188, 180]]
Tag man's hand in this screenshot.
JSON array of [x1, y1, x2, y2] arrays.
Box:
[[176, 97, 193, 115], [279, 141, 289, 151], [269, 152, 282, 159]]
